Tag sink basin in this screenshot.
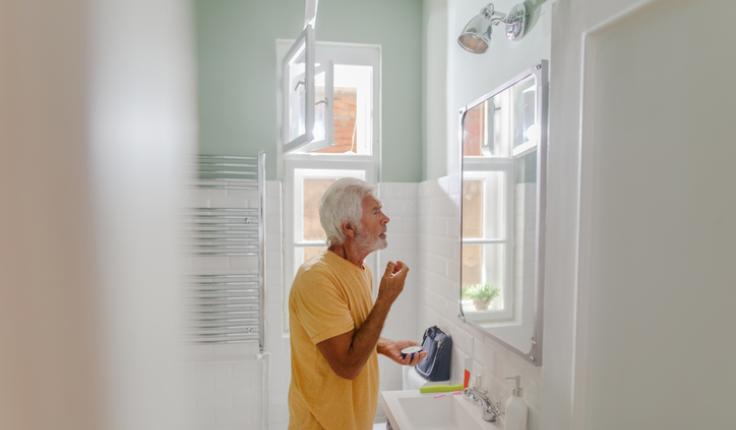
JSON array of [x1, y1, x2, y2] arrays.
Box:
[[380, 390, 501, 430]]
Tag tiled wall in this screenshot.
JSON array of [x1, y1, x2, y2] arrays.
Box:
[[188, 181, 267, 430], [417, 177, 543, 430], [187, 345, 265, 430], [375, 183, 421, 389], [264, 180, 290, 430]]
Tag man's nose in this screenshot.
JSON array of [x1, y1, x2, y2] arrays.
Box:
[[382, 213, 390, 224]]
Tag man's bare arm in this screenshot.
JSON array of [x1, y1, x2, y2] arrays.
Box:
[[376, 338, 391, 355], [316, 261, 408, 380]]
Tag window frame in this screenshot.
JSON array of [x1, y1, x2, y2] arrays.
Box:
[[459, 66, 545, 326], [462, 158, 516, 321], [277, 40, 381, 334], [281, 25, 315, 153]]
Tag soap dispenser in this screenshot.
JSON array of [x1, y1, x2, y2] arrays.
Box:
[[504, 376, 528, 430]]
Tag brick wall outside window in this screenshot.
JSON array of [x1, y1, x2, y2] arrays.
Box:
[[314, 87, 357, 153]]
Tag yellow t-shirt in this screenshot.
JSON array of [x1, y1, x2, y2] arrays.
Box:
[[288, 250, 378, 430]]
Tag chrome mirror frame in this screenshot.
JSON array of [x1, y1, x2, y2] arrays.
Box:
[[457, 61, 548, 365]]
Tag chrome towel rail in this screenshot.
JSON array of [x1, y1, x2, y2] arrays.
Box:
[[190, 153, 265, 349]]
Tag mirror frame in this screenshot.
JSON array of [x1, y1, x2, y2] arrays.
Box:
[[457, 61, 548, 365]]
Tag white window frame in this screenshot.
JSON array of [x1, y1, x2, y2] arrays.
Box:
[[509, 74, 539, 158], [462, 158, 516, 322], [281, 25, 315, 153], [278, 41, 381, 162], [304, 0, 318, 29], [460, 71, 541, 324], [277, 40, 381, 333]]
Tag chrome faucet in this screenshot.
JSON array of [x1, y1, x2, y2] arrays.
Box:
[[463, 377, 501, 423]]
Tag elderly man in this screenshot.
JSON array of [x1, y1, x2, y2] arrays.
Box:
[[288, 178, 426, 430]]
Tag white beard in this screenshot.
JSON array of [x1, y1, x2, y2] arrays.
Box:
[[355, 228, 387, 253]]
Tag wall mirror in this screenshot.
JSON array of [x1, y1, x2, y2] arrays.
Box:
[[458, 61, 548, 365]]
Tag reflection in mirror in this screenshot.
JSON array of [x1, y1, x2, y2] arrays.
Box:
[[459, 62, 547, 365]]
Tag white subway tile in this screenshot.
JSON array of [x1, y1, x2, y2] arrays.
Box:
[[449, 325, 475, 358]]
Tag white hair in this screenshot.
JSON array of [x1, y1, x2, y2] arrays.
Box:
[[319, 178, 375, 246]]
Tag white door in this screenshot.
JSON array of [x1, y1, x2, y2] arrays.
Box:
[[544, 0, 736, 429]]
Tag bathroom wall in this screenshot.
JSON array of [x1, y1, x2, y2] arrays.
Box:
[[375, 183, 421, 396], [263, 181, 290, 430], [189, 183, 268, 430], [422, 0, 449, 180], [417, 178, 543, 429], [546, 0, 736, 428], [417, 1, 551, 428], [193, 0, 423, 182], [423, 0, 551, 180]]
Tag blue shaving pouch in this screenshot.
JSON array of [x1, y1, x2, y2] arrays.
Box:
[[415, 325, 452, 382]]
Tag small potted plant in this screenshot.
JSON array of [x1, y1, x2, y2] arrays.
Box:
[[464, 283, 500, 311]]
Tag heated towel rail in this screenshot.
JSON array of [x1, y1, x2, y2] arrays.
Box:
[[190, 154, 265, 350]]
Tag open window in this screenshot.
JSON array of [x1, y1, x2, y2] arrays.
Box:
[[302, 61, 334, 152], [278, 39, 381, 333], [282, 25, 317, 152], [281, 33, 377, 156]]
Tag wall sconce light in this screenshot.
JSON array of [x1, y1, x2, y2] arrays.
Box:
[[457, 2, 528, 54]]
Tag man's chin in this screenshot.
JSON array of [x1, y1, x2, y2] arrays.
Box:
[[363, 239, 388, 254]]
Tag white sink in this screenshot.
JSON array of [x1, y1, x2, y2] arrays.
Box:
[[380, 390, 501, 430]]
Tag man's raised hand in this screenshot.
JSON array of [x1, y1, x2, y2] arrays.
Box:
[[377, 260, 409, 305]]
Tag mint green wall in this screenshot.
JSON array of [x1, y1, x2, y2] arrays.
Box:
[[195, 0, 423, 181]]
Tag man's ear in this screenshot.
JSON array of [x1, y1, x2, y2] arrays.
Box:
[[341, 222, 357, 240]]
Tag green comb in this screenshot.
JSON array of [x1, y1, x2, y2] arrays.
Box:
[[419, 384, 465, 394]]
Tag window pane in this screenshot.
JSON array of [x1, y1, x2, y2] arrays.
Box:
[[295, 246, 325, 273], [462, 172, 506, 239], [462, 179, 484, 238], [512, 75, 537, 149], [286, 46, 307, 143], [312, 67, 328, 142], [302, 178, 335, 241], [462, 243, 506, 313], [462, 92, 511, 157], [514, 151, 538, 301], [307, 64, 372, 155], [462, 103, 486, 156]]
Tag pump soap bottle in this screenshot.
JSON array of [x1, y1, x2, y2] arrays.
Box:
[[504, 376, 528, 430]]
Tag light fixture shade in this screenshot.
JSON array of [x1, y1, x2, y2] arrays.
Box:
[[457, 2, 528, 54], [505, 3, 527, 40], [457, 13, 493, 53]]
